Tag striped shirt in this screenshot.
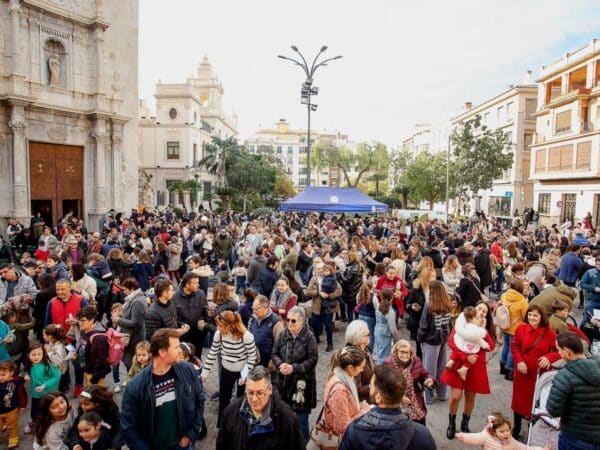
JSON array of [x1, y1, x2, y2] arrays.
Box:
[[203, 330, 258, 374]]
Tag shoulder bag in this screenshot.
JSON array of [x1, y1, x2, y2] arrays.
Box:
[[308, 381, 344, 450]]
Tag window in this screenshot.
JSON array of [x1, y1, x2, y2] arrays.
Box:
[[524, 133, 533, 151], [506, 102, 514, 121], [287, 146, 293, 154], [277, 146, 283, 154], [193, 143, 198, 167], [249, 145, 255, 153], [193, 111, 197, 123], [488, 196, 511, 216], [497, 106, 504, 123], [525, 99, 537, 117], [555, 110, 571, 133], [299, 146, 307, 154], [483, 112, 490, 124], [576, 141, 592, 170], [169, 108, 177, 120], [538, 193, 551, 214], [535, 149, 546, 173], [166, 141, 180, 160], [548, 144, 573, 171]]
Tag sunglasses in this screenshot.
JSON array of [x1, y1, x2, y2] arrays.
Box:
[[286, 318, 299, 324]]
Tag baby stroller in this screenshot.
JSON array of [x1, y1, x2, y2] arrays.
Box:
[[527, 369, 560, 449]]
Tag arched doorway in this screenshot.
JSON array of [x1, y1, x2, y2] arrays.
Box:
[[29, 142, 83, 227]]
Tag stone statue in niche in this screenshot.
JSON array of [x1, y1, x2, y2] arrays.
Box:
[[48, 55, 60, 85], [44, 39, 66, 86]]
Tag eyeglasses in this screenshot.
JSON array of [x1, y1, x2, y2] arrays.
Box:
[[286, 318, 299, 324], [397, 350, 411, 355], [246, 390, 269, 399], [252, 306, 267, 313]]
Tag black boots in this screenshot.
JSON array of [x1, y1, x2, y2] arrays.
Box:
[[505, 370, 514, 381], [461, 414, 471, 433], [513, 413, 522, 440], [446, 414, 457, 439], [500, 361, 508, 375]]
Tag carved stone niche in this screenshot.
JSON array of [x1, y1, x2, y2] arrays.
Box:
[[44, 39, 67, 87]]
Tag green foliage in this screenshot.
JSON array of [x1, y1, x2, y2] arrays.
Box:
[[198, 136, 244, 174], [450, 115, 513, 193], [373, 195, 403, 209], [172, 207, 184, 218], [316, 142, 390, 188], [403, 151, 454, 210], [273, 174, 296, 198], [250, 207, 273, 216]]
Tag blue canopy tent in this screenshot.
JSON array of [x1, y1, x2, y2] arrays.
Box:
[[280, 186, 388, 213]]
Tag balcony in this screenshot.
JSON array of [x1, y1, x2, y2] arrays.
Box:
[[546, 88, 590, 109]]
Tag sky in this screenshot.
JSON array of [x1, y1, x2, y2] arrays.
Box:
[[139, 0, 600, 147]]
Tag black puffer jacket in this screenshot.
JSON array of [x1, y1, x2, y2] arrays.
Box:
[[144, 299, 179, 340], [547, 357, 600, 445], [216, 392, 305, 450], [416, 303, 452, 346], [342, 261, 363, 303], [405, 285, 426, 338], [271, 324, 318, 413], [172, 288, 208, 343]]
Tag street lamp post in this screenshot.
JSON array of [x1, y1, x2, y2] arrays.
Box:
[[278, 46, 342, 187]]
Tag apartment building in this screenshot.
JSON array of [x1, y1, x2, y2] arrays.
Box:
[[245, 119, 355, 189], [530, 39, 600, 226], [451, 86, 538, 218]]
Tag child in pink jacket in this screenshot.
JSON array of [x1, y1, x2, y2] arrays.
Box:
[[456, 411, 551, 450]]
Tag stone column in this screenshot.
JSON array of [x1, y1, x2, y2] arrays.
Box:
[[90, 118, 109, 213], [111, 123, 123, 209], [8, 0, 22, 75], [8, 102, 30, 223], [94, 26, 105, 94]]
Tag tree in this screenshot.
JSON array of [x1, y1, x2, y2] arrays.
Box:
[[392, 184, 411, 209], [324, 142, 389, 188], [225, 153, 278, 212], [273, 174, 296, 198], [403, 151, 454, 209], [198, 136, 244, 175], [450, 115, 513, 194], [167, 181, 186, 206], [310, 143, 327, 186]]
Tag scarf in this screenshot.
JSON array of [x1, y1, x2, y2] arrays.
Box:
[[124, 288, 142, 302], [271, 288, 293, 309], [390, 354, 426, 421], [333, 366, 360, 409]]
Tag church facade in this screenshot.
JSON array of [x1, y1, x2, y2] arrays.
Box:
[[0, 0, 138, 231]]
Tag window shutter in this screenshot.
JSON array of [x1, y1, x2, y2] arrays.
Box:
[[576, 141, 592, 170]]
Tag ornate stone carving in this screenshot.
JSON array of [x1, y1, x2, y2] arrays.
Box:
[[8, 121, 28, 133], [47, 127, 68, 143], [48, 55, 61, 84], [44, 39, 66, 86], [14, 185, 27, 210]]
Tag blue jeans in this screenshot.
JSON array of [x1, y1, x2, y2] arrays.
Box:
[[494, 267, 505, 292], [559, 432, 600, 450], [501, 333, 514, 370], [583, 300, 600, 327], [296, 411, 309, 443], [374, 330, 392, 365], [299, 270, 310, 286], [358, 314, 375, 350], [72, 359, 84, 386], [112, 364, 121, 384], [310, 311, 333, 346]]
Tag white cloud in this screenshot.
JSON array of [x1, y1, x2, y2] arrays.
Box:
[[139, 0, 600, 145]]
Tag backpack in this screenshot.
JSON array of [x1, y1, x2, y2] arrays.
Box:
[[90, 328, 125, 366], [493, 302, 516, 330]]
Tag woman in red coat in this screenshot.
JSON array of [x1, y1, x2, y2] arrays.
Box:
[[375, 265, 408, 316], [510, 304, 560, 440], [441, 301, 495, 440]]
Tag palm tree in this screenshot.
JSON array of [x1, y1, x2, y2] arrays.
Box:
[[198, 136, 243, 175]]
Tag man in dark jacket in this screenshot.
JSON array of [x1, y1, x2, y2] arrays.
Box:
[[247, 295, 281, 367], [121, 328, 205, 450], [259, 256, 279, 297], [213, 229, 233, 265], [172, 272, 209, 356], [547, 331, 600, 449], [340, 364, 436, 450], [473, 241, 493, 290], [77, 306, 110, 385], [217, 366, 304, 450], [247, 247, 267, 292], [557, 244, 582, 287]]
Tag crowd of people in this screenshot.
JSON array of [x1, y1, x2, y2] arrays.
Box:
[[0, 207, 598, 449]]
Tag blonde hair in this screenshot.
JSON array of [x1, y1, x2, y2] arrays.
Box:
[[392, 339, 413, 357]]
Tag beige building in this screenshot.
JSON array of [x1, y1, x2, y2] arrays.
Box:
[[530, 39, 600, 226], [244, 119, 355, 189], [0, 0, 139, 231], [139, 57, 238, 209], [451, 86, 538, 218]]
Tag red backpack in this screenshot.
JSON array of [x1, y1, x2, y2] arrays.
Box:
[[90, 328, 125, 366]]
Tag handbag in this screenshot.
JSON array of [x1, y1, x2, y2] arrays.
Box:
[[308, 382, 344, 450], [470, 278, 489, 303]]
